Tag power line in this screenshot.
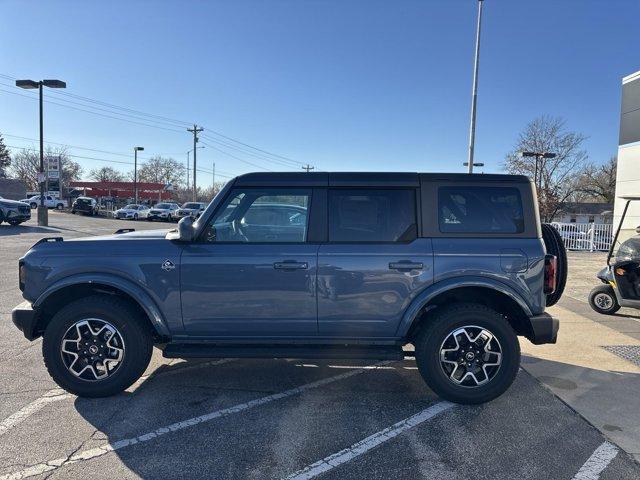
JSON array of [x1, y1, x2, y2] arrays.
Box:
[[201, 133, 302, 169], [200, 141, 273, 172], [0, 86, 185, 134], [2, 71, 306, 169]]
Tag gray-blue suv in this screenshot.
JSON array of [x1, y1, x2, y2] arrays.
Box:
[[12, 172, 565, 404]]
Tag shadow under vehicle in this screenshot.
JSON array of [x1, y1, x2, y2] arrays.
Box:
[[589, 196, 640, 315]]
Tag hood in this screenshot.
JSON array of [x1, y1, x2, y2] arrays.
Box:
[[0, 198, 30, 207], [67, 228, 171, 242]]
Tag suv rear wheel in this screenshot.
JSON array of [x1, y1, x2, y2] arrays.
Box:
[[414, 303, 520, 404], [42, 295, 153, 397]]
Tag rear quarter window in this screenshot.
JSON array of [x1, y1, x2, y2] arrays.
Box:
[[438, 186, 524, 234]]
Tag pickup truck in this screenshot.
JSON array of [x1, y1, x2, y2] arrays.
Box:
[[20, 195, 67, 210], [12, 172, 567, 404]]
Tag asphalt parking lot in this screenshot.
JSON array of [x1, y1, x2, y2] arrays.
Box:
[[1, 212, 639, 479]]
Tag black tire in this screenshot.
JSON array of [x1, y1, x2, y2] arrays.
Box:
[[133, 213, 138, 220], [8, 220, 22, 226], [30, 202, 37, 209], [56, 203, 64, 210], [541, 223, 568, 306], [414, 303, 520, 405], [42, 295, 153, 398], [588, 284, 620, 315], [167, 214, 172, 222]]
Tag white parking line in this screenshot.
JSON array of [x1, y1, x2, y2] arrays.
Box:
[[0, 361, 392, 480], [572, 441, 619, 480], [0, 359, 234, 439], [0, 390, 73, 438], [282, 401, 454, 480]]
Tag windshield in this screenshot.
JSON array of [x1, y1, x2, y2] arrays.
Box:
[[182, 203, 200, 209], [123, 204, 136, 209], [616, 236, 640, 262], [155, 203, 171, 209]]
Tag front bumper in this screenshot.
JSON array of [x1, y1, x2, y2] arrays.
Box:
[[12, 301, 39, 340], [6, 210, 31, 221], [528, 312, 559, 345], [148, 213, 171, 220]]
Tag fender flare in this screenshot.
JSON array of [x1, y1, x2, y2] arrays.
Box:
[[33, 273, 171, 337], [395, 276, 533, 338]]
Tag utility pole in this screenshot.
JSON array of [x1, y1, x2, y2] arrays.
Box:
[[187, 124, 204, 201], [302, 164, 314, 172], [186, 150, 190, 190], [466, 0, 484, 174], [212, 160, 215, 191]]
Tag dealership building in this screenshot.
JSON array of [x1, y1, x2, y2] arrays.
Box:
[[614, 69, 640, 240]]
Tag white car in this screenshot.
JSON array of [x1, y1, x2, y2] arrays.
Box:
[[19, 195, 67, 210], [176, 202, 207, 219], [114, 204, 149, 220], [146, 202, 180, 222]]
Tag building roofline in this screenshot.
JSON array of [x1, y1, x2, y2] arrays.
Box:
[[622, 69, 640, 84]]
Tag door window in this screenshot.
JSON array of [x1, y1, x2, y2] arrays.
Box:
[[328, 189, 417, 242], [203, 188, 310, 243]]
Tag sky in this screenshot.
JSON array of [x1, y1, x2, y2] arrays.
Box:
[[1, 0, 639, 187]]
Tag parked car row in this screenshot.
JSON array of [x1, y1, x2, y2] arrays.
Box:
[[115, 202, 206, 222]]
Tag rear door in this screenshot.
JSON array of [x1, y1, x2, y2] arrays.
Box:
[[180, 187, 319, 336], [317, 183, 433, 337]]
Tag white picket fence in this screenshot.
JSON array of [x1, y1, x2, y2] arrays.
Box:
[[550, 222, 614, 252]]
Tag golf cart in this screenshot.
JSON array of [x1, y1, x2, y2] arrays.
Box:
[[589, 196, 640, 314]]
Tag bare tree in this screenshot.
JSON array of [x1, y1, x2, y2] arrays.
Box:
[[576, 156, 617, 204], [89, 166, 125, 183], [504, 116, 589, 222], [136, 156, 185, 187], [0, 134, 10, 178], [8, 146, 83, 190]]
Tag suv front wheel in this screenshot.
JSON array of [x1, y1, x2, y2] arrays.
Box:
[[42, 295, 153, 397], [414, 303, 520, 405]]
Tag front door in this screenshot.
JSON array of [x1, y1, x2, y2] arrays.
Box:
[[317, 188, 433, 337], [180, 187, 318, 336]]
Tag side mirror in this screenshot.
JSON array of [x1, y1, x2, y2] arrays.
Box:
[[177, 216, 194, 242]]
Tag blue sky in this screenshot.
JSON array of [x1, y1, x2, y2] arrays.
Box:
[[1, 0, 638, 186]]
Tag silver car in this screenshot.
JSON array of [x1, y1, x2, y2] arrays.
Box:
[[176, 202, 206, 219]]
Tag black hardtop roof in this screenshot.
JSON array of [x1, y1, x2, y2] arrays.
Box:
[[234, 171, 531, 187]]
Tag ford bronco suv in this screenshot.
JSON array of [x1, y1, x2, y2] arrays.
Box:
[[12, 172, 566, 404]]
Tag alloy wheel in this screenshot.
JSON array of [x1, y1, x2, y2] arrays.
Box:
[[60, 319, 125, 381], [439, 325, 502, 387]]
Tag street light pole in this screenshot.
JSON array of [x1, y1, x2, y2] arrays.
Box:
[[38, 83, 45, 221], [16, 78, 66, 226], [466, 0, 484, 174], [133, 146, 144, 204], [520, 151, 557, 193]]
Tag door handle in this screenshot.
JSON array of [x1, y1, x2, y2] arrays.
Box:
[[389, 261, 424, 271], [274, 261, 309, 270]]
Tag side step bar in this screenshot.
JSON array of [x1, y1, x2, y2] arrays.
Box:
[[162, 343, 409, 360]]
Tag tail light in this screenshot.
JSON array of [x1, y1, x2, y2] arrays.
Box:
[[544, 254, 557, 295]]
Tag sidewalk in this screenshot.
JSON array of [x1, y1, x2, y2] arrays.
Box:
[[520, 303, 640, 462]]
